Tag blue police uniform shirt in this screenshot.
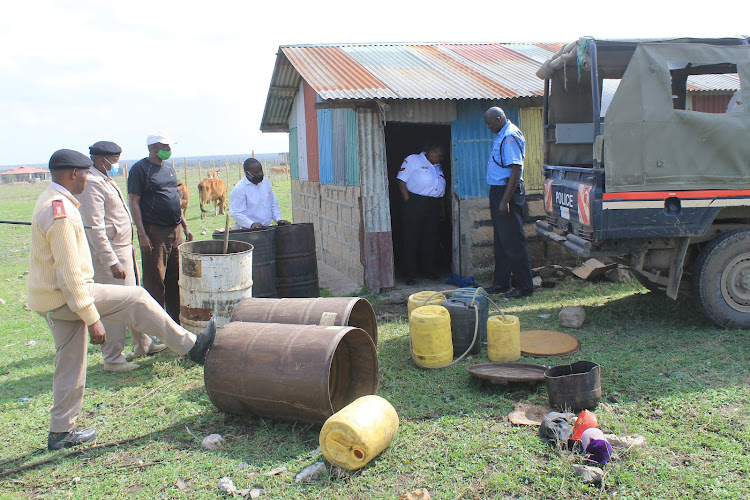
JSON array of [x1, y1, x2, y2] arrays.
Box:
[[486, 121, 526, 186]]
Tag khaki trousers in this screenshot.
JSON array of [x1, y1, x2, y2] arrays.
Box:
[[93, 245, 154, 363], [45, 283, 197, 432]]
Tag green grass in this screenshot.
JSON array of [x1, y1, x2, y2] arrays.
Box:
[[1, 178, 749, 498]]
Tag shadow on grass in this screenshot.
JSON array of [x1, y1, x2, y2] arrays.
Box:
[[0, 352, 186, 405], [0, 409, 323, 479]]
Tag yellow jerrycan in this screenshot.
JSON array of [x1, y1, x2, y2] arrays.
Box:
[[410, 305, 453, 367], [487, 314, 521, 362], [319, 395, 399, 470], [407, 291, 446, 318]]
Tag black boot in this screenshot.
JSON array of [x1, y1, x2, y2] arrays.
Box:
[[187, 317, 217, 365], [48, 429, 97, 450]]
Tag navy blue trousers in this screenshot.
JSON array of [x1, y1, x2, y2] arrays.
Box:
[[489, 184, 533, 293]]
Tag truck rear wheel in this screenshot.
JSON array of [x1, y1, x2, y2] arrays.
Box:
[[693, 229, 750, 329]]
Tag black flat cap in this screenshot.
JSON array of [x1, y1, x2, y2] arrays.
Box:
[[89, 140, 122, 156], [49, 149, 93, 170]]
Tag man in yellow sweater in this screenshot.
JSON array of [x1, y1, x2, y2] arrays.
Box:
[[28, 149, 216, 451]]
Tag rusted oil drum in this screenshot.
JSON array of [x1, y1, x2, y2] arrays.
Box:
[[204, 322, 378, 423], [212, 228, 276, 298], [275, 223, 319, 298], [178, 240, 253, 334], [231, 297, 378, 345]]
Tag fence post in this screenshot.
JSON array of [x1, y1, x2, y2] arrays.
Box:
[[198, 158, 202, 180]]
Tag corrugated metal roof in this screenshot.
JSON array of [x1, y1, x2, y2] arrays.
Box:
[[687, 73, 740, 92], [261, 42, 564, 131]]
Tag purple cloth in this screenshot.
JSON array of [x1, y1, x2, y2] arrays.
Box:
[[585, 438, 613, 465]]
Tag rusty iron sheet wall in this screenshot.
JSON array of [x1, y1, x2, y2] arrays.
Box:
[[303, 81, 320, 183], [358, 109, 394, 291]]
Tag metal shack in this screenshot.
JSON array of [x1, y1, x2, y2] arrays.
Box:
[[260, 42, 566, 292]]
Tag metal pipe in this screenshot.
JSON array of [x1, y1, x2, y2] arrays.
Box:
[[566, 233, 592, 250], [562, 240, 591, 258], [588, 41, 602, 142], [536, 220, 553, 232], [0, 219, 104, 230]]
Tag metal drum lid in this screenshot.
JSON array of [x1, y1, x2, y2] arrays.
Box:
[[520, 330, 580, 357], [467, 362, 547, 383]]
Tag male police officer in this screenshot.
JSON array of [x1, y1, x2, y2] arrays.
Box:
[[77, 141, 166, 372], [484, 107, 533, 298], [28, 149, 215, 450]]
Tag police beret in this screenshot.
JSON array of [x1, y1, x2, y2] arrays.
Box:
[[89, 140, 122, 156], [48, 149, 93, 170]]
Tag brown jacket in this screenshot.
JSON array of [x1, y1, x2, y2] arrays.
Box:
[[75, 168, 137, 283]]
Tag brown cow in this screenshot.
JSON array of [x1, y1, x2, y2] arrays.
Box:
[[270, 166, 290, 176], [198, 177, 227, 219], [177, 182, 189, 218]]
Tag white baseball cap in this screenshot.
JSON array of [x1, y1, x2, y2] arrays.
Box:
[[146, 130, 178, 146]]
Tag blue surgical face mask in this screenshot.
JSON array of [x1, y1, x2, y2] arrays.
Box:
[[104, 158, 120, 177], [107, 161, 120, 177]]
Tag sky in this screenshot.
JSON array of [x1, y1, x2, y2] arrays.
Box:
[[1, 0, 746, 166]]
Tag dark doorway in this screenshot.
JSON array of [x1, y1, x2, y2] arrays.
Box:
[[385, 122, 452, 282]]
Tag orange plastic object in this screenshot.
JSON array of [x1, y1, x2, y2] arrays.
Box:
[[571, 409, 598, 441]]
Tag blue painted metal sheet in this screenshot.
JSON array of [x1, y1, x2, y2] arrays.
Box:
[[346, 109, 359, 186], [451, 101, 519, 200], [289, 127, 299, 180], [332, 109, 347, 185], [318, 103, 333, 184]]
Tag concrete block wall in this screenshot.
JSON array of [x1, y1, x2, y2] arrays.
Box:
[[291, 180, 364, 286], [458, 196, 578, 276], [318, 184, 364, 285], [291, 179, 320, 233]]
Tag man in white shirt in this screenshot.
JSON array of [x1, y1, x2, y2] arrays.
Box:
[[396, 142, 447, 285], [229, 158, 290, 229]]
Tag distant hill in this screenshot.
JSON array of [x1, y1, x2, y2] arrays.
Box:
[[0, 153, 288, 173]]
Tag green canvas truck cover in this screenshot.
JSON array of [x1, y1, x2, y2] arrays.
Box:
[[605, 42, 750, 192]]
